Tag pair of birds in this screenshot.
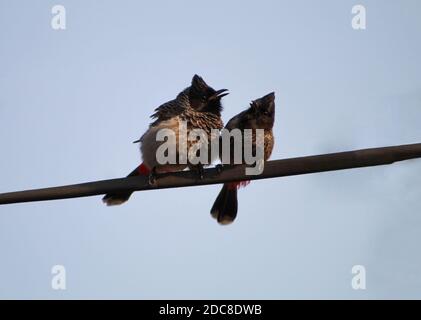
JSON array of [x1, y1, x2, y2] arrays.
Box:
[[103, 75, 275, 225]]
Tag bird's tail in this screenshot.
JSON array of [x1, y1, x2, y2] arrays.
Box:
[[102, 163, 150, 206], [210, 182, 240, 225]]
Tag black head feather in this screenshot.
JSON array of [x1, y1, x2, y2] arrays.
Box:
[[246, 92, 275, 129], [188, 74, 228, 115]]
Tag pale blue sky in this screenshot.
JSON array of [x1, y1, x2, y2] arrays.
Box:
[[1, 0, 421, 299]]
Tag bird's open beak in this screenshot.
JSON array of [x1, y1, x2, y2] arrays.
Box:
[[210, 89, 229, 100]]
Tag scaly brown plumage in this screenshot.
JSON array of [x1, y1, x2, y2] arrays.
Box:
[[103, 75, 228, 205], [210, 92, 275, 224]]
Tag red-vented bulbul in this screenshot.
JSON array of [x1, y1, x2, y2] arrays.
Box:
[[103, 75, 228, 205], [210, 92, 275, 224]]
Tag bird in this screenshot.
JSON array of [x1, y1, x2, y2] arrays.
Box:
[[210, 92, 275, 225], [103, 75, 228, 205]]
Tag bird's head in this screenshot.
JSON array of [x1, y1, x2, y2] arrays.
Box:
[[247, 92, 276, 130], [189, 74, 229, 115]]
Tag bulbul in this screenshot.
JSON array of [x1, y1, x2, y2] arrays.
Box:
[[210, 92, 275, 225], [103, 75, 228, 205]]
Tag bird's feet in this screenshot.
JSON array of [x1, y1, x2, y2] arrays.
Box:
[[195, 164, 205, 180], [148, 167, 157, 186], [215, 164, 224, 174]]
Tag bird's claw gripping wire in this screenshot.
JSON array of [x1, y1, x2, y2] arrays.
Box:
[[148, 167, 157, 186], [215, 164, 224, 174], [196, 164, 205, 180]]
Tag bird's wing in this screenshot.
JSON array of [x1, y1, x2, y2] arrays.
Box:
[[134, 92, 189, 143], [132, 100, 181, 144], [224, 111, 246, 130], [149, 99, 186, 127]]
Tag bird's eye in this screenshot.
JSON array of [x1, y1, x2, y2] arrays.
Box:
[[263, 111, 270, 116]]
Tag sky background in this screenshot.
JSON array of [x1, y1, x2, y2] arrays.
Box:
[[1, 0, 421, 299]]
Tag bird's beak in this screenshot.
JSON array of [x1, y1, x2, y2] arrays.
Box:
[[210, 89, 229, 100]]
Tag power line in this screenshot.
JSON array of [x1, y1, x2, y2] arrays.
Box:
[[1, 143, 421, 205]]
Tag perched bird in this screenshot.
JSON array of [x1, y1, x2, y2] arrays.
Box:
[[103, 75, 228, 205], [210, 92, 275, 225]]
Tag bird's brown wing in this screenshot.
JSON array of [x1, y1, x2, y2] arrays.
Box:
[[149, 90, 190, 126], [224, 110, 247, 130], [149, 100, 179, 124]]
